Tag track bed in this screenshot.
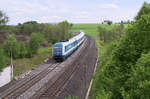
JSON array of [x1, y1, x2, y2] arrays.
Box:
[[0, 35, 97, 99]]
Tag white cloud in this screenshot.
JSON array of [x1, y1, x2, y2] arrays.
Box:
[[0, 0, 140, 24], [100, 3, 119, 9], [71, 11, 89, 19], [39, 16, 62, 23]]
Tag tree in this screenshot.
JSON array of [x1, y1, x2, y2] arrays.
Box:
[[98, 24, 124, 43], [58, 21, 70, 40], [0, 10, 8, 25], [27, 32, 44, 57], [135, 2, 150, 20], [98, 26, 107, 42], [93, 2, 150, 99], [0, 48, 6, 71], [69, 23, 73, 29], [3, 34, 20, 58], [107, 21, 112, 25], [122, 51, 150, 99], [23, 21, 38, 24], [18, 42, 26, 58]]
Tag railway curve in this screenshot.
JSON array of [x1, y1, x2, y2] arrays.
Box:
[[0, 35, 97, 99]]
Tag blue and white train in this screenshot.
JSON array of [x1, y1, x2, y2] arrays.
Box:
[[52, 31, 85, 61]]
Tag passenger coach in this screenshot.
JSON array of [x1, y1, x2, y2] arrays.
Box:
[[52, 31, 85, 61]]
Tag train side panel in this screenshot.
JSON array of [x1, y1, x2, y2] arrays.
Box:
[[53, 31, 85, 61]]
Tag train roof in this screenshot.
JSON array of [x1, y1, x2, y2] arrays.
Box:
[[53, 30, 85, 46], [53, 42, 63, 47]]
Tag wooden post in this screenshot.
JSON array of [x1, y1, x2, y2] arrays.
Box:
[[11, 50, 13, 80]]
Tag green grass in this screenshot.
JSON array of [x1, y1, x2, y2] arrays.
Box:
[[71, 24, 124, 40], [37, 47, 51, 54], [71, 24, 100, 33], [13, 47, 52, 77], [71, 24, 99, 40]]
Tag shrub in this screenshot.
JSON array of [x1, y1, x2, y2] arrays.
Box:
[[3, 34, 20, 58], [122, 51, 150, 99], [18, 41, 26, 58], [98, 24, 124, 43], [0, 48, 7, 71], [27, 32, 44, 57]]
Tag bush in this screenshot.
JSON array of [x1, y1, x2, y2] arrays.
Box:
[[3, 34, 20, 58], [100, 14, 150, 99], [92, 42, 117, 99], [18, 41, 26, 58], [98, 24, 124, 43], [0, 48, 7, 71], [27, 32, 44, 57], [122, 51, 150, 99], [3, 34, 28, 59]]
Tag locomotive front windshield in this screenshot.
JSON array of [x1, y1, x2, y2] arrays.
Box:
[[53, 43, 63, 56], [53, 46, 62, 51]]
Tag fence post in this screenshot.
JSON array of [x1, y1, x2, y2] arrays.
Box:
[[11, 51, 13, 80]]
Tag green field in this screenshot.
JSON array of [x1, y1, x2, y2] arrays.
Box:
[[71, 24, 125, 40], [71, 24, 99, 33]]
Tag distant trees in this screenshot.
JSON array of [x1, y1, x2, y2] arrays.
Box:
[[1, 20, 72, 58], [98, 24, 124, 43], [117, 20, 132, 24], [107, 21, 112, 25], [14, 21, 71, 43], [103, 20, 112, 25], [58, 21, 70, 40], [23, 21, 38, 24], [42, 21, 71, 43], [16, 23, 43, 35]]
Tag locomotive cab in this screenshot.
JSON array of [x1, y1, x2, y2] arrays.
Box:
[[53, 43, 64, 61]]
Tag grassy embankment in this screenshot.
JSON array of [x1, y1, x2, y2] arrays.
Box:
[[13, 47, 52, 77]]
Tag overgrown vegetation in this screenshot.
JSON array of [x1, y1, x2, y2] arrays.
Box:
[[0, 10, 72, 71], [0, 47, 8, 71], [13, 47, 52, 76], [27, 32, 44, 57], [98, 23, 124, 43], [92, 2, 150, 99]]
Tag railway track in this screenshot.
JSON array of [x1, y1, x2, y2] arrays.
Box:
[[0, 62, 61, 98], [54, 35, 97, 99], [0, 36, 90, 99], [35, 36, 91, 99]]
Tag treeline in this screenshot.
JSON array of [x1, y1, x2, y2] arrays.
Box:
[[102, 20, 132, 25], [92, 2, 150, 99], [5, 21, 72, 43], [0, 11, 72, 71], [98, 23, 124, 43]]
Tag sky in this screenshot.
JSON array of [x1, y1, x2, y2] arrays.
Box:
[[0, 0, 150, 25]]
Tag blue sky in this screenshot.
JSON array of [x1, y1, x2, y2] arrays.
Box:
[[0, 0, 150, 25]]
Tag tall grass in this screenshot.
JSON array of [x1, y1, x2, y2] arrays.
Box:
[[13, 47, 52, 76]]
